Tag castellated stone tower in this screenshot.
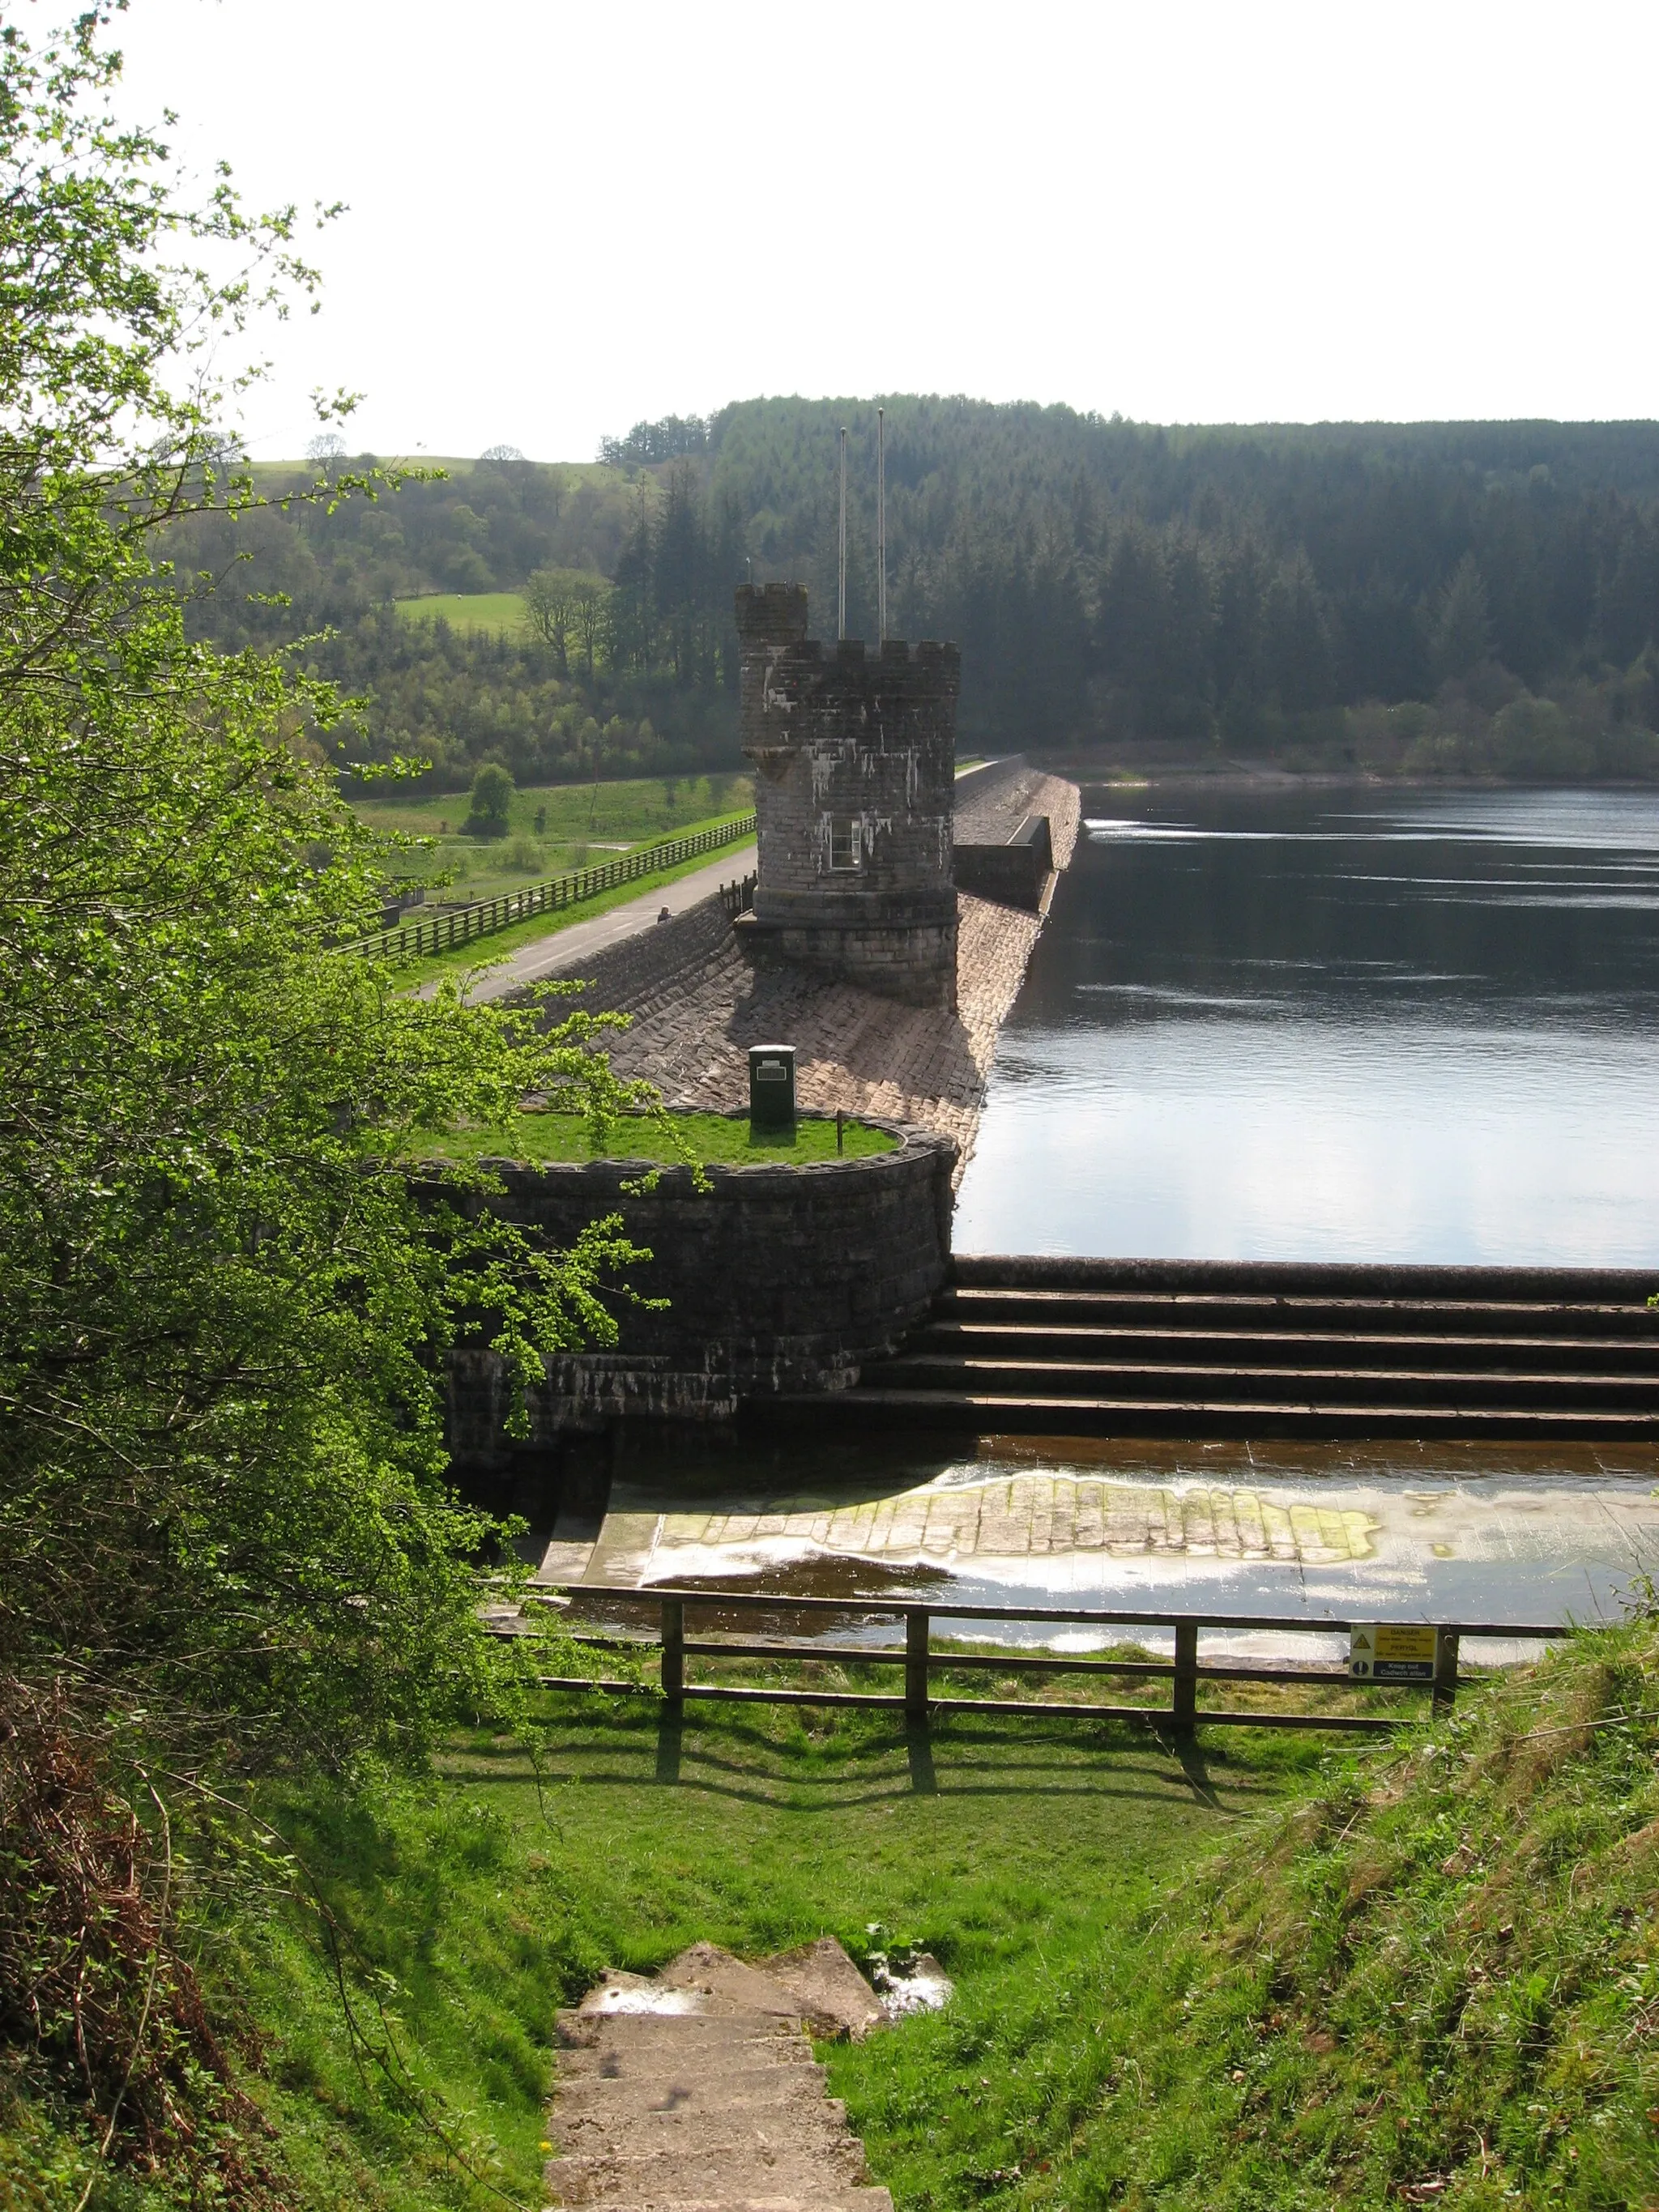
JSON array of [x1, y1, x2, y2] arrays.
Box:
[[734, 582, 960, 1009]]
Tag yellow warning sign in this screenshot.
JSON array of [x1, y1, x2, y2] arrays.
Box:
[[1349, 1623, 1439, 1683]]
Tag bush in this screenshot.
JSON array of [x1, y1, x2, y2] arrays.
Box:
[[462, 762, 514, 840]]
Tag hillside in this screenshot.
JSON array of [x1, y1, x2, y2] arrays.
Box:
[[161, 406, 1659, 785]]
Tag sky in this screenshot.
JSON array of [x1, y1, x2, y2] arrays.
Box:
[[109, 0, 1659, 463]]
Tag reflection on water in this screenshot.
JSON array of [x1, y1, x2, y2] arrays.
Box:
[[954, 786, 1659, 1262]]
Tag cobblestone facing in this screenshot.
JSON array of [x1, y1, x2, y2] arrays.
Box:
[[554, 773, 1080, 1188]]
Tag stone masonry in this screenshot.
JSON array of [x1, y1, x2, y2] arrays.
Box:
[[735, 582, 960, 1008], [560, 765, 1081, 1187]]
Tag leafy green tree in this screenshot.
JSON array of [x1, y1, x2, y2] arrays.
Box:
[[1432, 552, 1496, 684], [0, 19, 684, 2182], [463, 758, 515, 837]]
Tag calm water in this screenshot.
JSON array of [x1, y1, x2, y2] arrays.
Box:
[[954, 786, 1659, 1263]]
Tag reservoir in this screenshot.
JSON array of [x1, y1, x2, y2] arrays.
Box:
[[954, 785, 1659, 1264]]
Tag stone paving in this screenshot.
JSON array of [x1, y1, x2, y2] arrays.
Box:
[[591, 770, 1081, 1184]]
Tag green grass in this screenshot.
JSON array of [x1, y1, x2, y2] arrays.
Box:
[[389, 828, 756, 987], [393, 590, 536, 638], [419, 1109, 896, 1166], [348, 775, 754, 910], [35, 1623, 1659, 2212], [218, 1692, 1324, 2212]]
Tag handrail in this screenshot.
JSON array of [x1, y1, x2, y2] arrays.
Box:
[[347, 812, 757, 962], [515, 1583, 1571, 1737]]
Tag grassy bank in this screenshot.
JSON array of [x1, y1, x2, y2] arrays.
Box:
[[388, 829, 755, 987], [419, 1108, 897, 1166], [348, 773, 753, 908], [15, 1626, 1659, 2211]]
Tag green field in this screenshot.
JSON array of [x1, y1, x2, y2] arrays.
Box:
[[394, 590, 535, 637], [416, 1109, 897, 1168], [348, 774, 753, 908]]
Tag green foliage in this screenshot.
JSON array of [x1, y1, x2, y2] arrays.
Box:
[[0, 17, 676, 2197], [169, 400, 1659, 777], [462, 760, 514, 839]]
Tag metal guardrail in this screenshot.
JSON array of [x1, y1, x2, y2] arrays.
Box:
[[348, 813, 757, 962], [522, 1586, 1571, 1737]]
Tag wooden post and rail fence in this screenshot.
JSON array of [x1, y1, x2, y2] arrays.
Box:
[[518, 1586, 1568, 1737], [347, 812, 757, 963]]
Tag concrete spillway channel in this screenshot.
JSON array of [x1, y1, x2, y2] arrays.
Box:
[[548, 1942, 900, 2212], [767, 1258, 1659, 1441]]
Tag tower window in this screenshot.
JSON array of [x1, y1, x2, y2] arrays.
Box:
[[830, 818, 861, 870]]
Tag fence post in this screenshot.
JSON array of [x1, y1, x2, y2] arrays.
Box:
[[661, 1598, 684, 1707], [905, 1609, 930, 1724], [1172, 1621, 1199, 1736], [1433, 1629, 1460, 1716]]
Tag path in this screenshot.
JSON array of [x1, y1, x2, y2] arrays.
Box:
[[549, 1943, 892, 2212], [458, 842, 755, 1005]]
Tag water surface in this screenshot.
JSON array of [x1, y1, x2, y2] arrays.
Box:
[[954, 786, 1659, 1263]]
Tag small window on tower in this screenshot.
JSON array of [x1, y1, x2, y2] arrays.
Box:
[[830, 819, 860, 870]]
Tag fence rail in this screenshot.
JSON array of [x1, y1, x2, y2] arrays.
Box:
[[520, 1585, 1569, 1737], [348, 813, 757, 963]]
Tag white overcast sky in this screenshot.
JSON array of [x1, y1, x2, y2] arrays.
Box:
[[109, 0, 1659, 462]]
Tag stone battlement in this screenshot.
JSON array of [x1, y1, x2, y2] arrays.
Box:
[[736, 582, 960, 1008]]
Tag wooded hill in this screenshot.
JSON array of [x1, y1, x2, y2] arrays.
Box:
[[168, 406, 1659, 787]]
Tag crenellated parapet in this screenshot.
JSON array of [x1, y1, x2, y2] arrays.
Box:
[[734, 584, 960, 1008]]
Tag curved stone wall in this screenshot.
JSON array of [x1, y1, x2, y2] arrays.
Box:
[[436, 1118, 957, 1460]]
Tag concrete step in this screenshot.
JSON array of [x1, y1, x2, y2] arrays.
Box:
[[557, 2014, 815, 2062], [762, 1388, 1659, 1440], [862, 1354, 1659, 1410], [554, 2072, 833, 2120], [555, 2103, 856, 2160], [937, 1285, 1659, 1337], [571, 2196, 893, 2212], [548, 2142, 870, 2204], [914, 1320, 1659, 1372]]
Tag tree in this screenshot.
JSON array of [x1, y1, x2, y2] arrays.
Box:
[[463, 758, 516, 836], [0, 19, 685, 2184], [522, 563, 577, 673], [1431, 552, 1495, 683]]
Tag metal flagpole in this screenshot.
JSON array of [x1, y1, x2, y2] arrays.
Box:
[[838, 426, 847, 641], [876, 406, 886, 643]]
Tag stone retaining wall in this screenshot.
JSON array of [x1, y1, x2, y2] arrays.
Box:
[[440, 1120, 957, 1462]]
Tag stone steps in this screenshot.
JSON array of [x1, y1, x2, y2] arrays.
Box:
[[547, 1946, 890, 2212], [757, 1258, 1659, 1440]]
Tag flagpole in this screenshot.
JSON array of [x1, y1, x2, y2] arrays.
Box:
[[876, 405, 886, 643], [838, 425, 847, 641]]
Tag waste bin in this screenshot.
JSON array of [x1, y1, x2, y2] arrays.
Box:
[[748, 1043, 796, 1131]]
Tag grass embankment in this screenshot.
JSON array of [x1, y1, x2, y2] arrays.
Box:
[[387, 828, 756, 988], [16, 1629, 1658, 2211], [348, 772, 754, 906], [420, 1109, 896, 1166]]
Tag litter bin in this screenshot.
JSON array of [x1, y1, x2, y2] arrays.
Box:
[[748, 1043, 796, 1131]]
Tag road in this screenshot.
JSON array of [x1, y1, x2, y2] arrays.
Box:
[[443, 842, 756, 1005]]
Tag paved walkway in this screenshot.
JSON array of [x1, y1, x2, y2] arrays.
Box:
[[459, 842, 755, 1004]]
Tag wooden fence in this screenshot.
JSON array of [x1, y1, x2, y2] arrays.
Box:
[[525, 1586, 1569, 1737], [348, 813, 757, 962]]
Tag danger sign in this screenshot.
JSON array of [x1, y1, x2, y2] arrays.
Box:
[[1349, 1623, 1439, 1683]]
